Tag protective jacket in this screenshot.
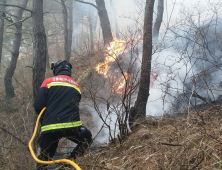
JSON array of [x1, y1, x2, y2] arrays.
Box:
[[33, 73, 82, 134]]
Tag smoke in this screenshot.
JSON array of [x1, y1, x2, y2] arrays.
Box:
[[74, 0, 222, 142], [147, 49, 193, 115], [71, 0, 137, 50], [80, 100, 119, 144], [146, 0, 222, 115]]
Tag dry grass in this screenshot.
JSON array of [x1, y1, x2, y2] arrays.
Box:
[[0, 94, 36, 169], [1, 97, 222, 170], [71, 106, 222, 170], [0, 49, 105, 170]]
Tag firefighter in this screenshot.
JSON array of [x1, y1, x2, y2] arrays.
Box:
[[33, 60, 92, 170]]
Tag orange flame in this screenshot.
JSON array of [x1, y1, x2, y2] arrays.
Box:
[[96, 38, 132, 77], [150, 72, 158, 86], [112, 72, 129, 94], [95, 38, 133, 93], [18, 52, 33, 60]]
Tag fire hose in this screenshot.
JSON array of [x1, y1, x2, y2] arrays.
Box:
[[28, 107, 82, 170]]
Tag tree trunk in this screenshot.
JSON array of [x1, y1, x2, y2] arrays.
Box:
[[45, 28, 50, 69], [95, 0, 113, 45], [109, 0, 119, 38], [72, 1, 78, 50], [88, 7, 94, 51], [153, 0, 164, 40], [93, 12, 98, 34], [0, 0, 6, 71], [130, 0, 155, 120], [33, 0, 47, 98], [61, 0, 69, 61], [56, 35, 60, 59], [32, 0, 47, 154], [67, 0, 73, 60], [81, 16, 84, 45], [4, 0, 28, 99]]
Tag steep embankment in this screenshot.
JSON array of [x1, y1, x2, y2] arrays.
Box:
[[65, 50, 222, 170], [71, 105, 222, 170], [1, 50, 222, 169]]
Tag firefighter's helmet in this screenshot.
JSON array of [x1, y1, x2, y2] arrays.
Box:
[[51, 60, 72, 76]]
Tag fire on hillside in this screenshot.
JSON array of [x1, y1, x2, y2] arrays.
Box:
[[95, 36, 158, 94], [95, 38, 132, 76], [95, 38, 134, 94], [150, 72, 158, 87]]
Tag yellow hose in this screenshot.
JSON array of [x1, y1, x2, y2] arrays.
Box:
[[28, 107, 82, 170]]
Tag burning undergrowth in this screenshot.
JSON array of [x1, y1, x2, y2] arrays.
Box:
[[70, 36, 143, 145], [2, 29, 222, 170], [94, 37, 142, 94]]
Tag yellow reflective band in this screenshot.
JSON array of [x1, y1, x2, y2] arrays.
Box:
[[47, 82, 81, 94], [41, 121, 82, 132]]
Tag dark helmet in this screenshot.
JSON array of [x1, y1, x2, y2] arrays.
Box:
[[51, 60, 72, 76]]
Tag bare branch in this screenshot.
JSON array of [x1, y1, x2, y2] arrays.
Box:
[[92, 124, 104, 141], [161, 142, 183, 146], [0, 3, 33, 13], [0, 127, 27, 147], [6, 15, 32, 27], [73, 0, 100, 11], [4, 16, 13, 23]]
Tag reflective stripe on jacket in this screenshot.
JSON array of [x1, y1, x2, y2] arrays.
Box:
[[47, 82, 81, 94], [41, 121, 82, 132]]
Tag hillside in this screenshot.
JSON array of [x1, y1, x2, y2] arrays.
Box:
[[1, 94, 222, 170], [0, 45, 222, 170], [74, 105, 222, 170], [1, 0, 222, 169], [69, 53, 222, 169]]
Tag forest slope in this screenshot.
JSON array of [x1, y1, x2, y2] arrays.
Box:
[[75, 105, 222, 170], [1, 51, 222, 170]]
